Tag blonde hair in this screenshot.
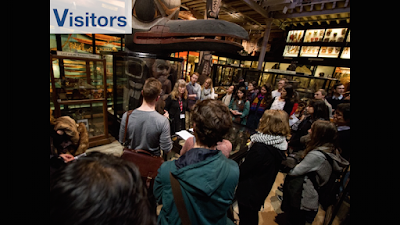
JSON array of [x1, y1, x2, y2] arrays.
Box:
[[257, 110, 291, 137], [171, 79, 188, 100], [202, 78, 214, 91]]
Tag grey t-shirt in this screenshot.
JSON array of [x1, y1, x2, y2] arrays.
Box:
[[119, 110, 172, 156]]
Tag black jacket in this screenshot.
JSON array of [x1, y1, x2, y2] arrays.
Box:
[[165, 95, 188, 135], [236, 142, 286, 211], [289, 116, 313, 152]]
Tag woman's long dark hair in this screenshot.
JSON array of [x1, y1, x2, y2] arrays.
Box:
[[260, 83, 273, 106], [282, 85, 296, 103], [303, 120, 338, 157], [308, 99, 330, 121]]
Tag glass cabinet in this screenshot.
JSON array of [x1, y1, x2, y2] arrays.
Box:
[[50, 53, 111, 147]]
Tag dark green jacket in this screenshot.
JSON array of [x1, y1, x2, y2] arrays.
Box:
[[154, 149, 239, 225]]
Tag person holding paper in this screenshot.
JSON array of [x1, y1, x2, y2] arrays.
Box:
[[154, 100, 239, 225], [229, 87, 250, 126]]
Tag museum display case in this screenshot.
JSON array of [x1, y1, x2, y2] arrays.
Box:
[[304, 29, 325, 43], [286, 30, 305, 43], [283, 28, 350, 59], [211, 59, 341, 100], [341, 31, 350, 59], [283, 45, 301, 57], [50, 53, 111, 147], [213, 64, 244, 87], [300, 46, 321, 57], [262, 70, 339, 100]]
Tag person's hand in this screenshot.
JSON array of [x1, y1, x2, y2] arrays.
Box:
[[163, 110, 170, 120], [59, 154, 75, 163], [188, 94, 197, 100]]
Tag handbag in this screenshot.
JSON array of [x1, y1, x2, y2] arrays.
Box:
[[121, 110, 165, 189], [170, 172, 192, 225]]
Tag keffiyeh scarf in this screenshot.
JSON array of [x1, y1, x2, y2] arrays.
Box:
[[250, 132, 288, 151]]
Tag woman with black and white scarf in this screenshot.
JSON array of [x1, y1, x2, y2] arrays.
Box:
[[236, 110, 291, 225]]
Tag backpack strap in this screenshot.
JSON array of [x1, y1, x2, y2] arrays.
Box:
[[308, 150, 335, 189], [317, 150, 334, 168]]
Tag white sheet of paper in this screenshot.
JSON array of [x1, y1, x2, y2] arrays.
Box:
[[289, 115, 299, 126], [176, 130, 195, 140]]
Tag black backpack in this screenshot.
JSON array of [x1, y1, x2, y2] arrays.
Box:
[[309, 150, 342, 210], [281, 150, 342, 212]]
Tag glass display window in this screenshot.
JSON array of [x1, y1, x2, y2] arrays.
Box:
[[304, 29, 325, 43], [245, 70, 261, 85], [279, 63, 292, 71], [286, 30, 304, 43], [61, 34, 93, 53], [53, 58, 106, 101], [243, 61, 252, 68], [59, 102, 106, 138], [347, 30, 350, 42], [334, 67, 350, 81], [300, 46, 321, 57], [212, 55, 219, 64], [283, 45, 300, 57], [264, 62, 279, 71], [50, 34, 57, 51], [314, 66, 335, 78], [319, 46, 341, 58], [341, 47, 350, 59], [251, 61, 260, 69], [323, 28, 348, 43], [91, 34, 123, 53], [219, 57, 228, 65], [259, 73, 274, 87]]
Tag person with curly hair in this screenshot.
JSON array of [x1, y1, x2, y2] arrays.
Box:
[[154, 100, 239, 225]]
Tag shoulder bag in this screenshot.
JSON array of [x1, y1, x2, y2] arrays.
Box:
[[170, 172, 192, 225], [121, 110, 165, 189]]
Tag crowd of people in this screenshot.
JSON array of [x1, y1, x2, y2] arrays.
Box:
[[50, 73, 350, 225]]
